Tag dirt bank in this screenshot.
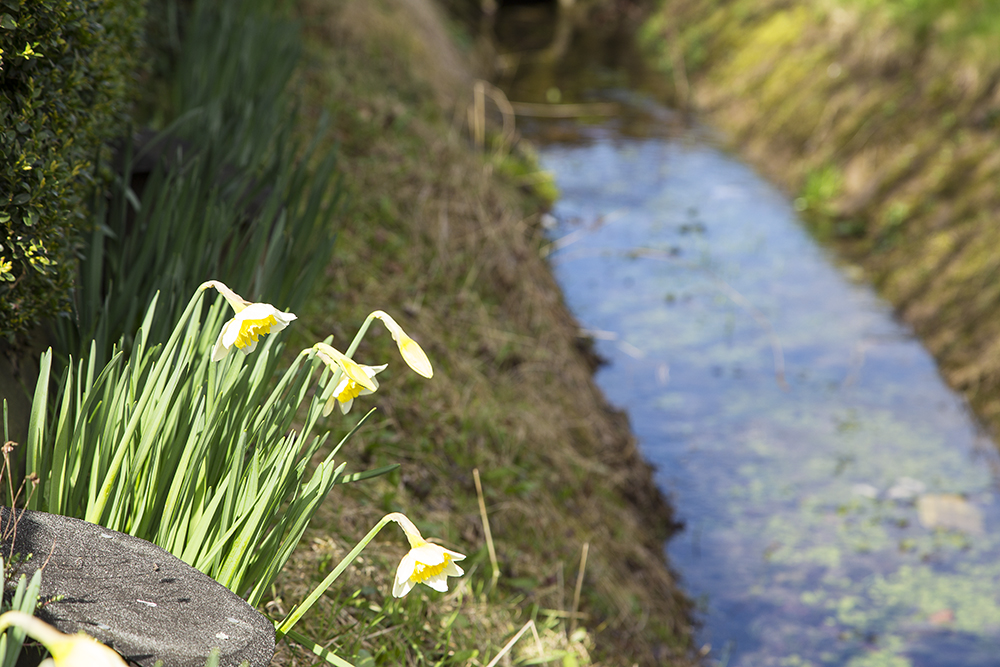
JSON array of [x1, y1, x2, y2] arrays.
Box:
[[271, 0, 696, 664], [641, 0, 1000, 435]]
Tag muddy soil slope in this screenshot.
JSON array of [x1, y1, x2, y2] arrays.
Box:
[[272, 0, 697, 664]]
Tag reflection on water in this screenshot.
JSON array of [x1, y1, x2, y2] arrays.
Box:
[[539, 121, 1000, 667]]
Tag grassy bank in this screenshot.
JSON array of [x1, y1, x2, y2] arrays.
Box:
[[268, 0, 696, 664], [641, 0, 1000, 434]]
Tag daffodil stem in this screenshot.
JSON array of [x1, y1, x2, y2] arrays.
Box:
[[274, 514, 396, 639], [343, 313, 378, 360]]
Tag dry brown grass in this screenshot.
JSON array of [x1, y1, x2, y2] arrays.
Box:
[[268, 0, 695, 665]]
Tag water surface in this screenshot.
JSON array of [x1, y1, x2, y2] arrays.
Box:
[[538, 120, 1000, 667]]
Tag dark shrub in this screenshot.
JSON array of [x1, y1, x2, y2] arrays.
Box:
[[0, 0, 145, 340]]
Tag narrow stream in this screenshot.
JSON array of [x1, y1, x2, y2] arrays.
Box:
[[494, 6, 1000, 666]]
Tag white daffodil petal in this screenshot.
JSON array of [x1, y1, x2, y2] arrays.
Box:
[[212, 328, 230, 362], [394, 552, 419, 595], [272, 310, 297, 328], [222, 318, 241, 349], [392, 576, 415, 598], [422, 575, 450, 592], [411, 544, 448, 566], [322, 395, 336, 418]]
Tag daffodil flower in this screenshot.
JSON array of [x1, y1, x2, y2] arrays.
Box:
[[387, 512, 465, 597], [275, 511, 467, 638], [0, 611, 127, 666], [371, 311, 433, 379], [325, 362, 387, 416], [313, 341, 379, 400], [201, 280, 297, 361]]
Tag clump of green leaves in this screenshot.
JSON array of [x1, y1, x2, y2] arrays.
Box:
[[26, 288, 376, 606], [0, 0, 145, 341], [54, 0, 339, 366]]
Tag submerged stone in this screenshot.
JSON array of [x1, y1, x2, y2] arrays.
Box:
[[916, 494, 984, 535], [0, 507, 274, 667]]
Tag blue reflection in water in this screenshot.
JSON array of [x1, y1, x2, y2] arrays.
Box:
[[540, 124, 1000, 667]]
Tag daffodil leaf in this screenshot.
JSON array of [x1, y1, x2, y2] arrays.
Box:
[[282, 629, 356, 667], [339, 464, 400, 484]]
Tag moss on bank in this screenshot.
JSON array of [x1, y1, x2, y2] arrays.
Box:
[[270, 0, 695, 664], [641, 0, 1000, 435]]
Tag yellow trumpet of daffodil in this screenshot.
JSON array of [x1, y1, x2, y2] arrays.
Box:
[[387, 512, 466, 597], [371, 311, 433, 379], [201, 280, 297, 361], [0, 611, 126, 666]]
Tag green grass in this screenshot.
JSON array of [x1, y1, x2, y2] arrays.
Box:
[[844, 0, 1000, 42]]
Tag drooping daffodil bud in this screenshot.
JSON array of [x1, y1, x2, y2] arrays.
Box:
[[201, 280, 297, 361], [325, 362, 387, 416], [386, 513, 465, 597], [371, 311, 433, 379], [0, 611, 127, 666]]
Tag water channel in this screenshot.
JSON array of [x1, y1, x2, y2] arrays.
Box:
[[494, 6, 1000, 667]]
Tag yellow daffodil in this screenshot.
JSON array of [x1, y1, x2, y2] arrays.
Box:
[[201, 280, 297, 361], [386, 513, 465, 597], [0, 611, 126, 666], [371, 311, 433, 379], [325, 362, 387, 416]]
